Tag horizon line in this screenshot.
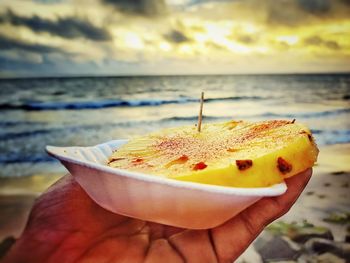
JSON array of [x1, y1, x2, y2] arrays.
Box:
[[1, 71, 350, 80]]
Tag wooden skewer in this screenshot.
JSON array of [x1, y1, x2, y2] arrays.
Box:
[[197, 91, 204, 132]]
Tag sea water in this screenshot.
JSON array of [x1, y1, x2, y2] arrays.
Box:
[[0, 74, 349, 177]]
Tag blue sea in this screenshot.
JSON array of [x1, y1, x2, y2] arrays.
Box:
[[0, 74, 349, 177]]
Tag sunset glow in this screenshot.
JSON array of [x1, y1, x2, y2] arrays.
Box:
[[0, 0, 349, 77]]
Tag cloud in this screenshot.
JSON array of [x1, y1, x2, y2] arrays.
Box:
[[0, 0, 349, 76], [101, 0, 167, 16], [206, 41, 228, 51], [0, 50, 43, 64], [236, 34, 257, 45], [341, 0, 350, 6], [297, 0, 331, 14], [185, 0, 232, 6], [164, 29, 190, 43], [0, 10, 111, 41], [265, 2, 304, 26], [188, 0, 331, 16], [0, 34, 63, 53], [251, 0, 350, 27], [33, 0, 64, 4], [304, 36, 341, 50]]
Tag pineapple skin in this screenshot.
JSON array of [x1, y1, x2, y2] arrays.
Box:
[[109, 120, 319, 188]]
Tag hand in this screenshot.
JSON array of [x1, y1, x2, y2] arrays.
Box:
[[3, 169, 312, 263]]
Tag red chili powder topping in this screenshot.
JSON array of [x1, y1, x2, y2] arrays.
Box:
[[250, 120, 290, 133], [178, 155, 189, 162], [157, 138, 185, 151], [277, 157, 292, 174], [235, 120, 291, 143], [193, 162, 207, 171], [132, 158, 144, 163], [236, 160, 253, 170]]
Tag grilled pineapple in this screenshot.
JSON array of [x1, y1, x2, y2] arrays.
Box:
[[108, 120, 318, 187]]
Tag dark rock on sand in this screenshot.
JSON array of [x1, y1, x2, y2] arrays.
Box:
[[267, 220, 333, 244], [313, 252, 347, 262], [331, 171, 346, 176], [292, 228, 334, 244], [346, 235, 350, 243], [323, 212, 350, 225], [0, 236, 16, 259], [305, 238, 350, 261], [254, 232, 301, 262]]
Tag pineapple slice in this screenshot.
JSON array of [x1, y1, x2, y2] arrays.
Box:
[[108, 120, 319, 188]]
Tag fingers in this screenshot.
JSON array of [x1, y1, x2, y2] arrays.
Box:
[[211, 168, 312, 263], [42, 173, 75, 194], [145, 239, 184, 263], [26, 173, 131, 237], [168, 230, 218, 263], [77, 233, 149, 263], [244, 168, 313, 228], [31, 174, 84, 216]]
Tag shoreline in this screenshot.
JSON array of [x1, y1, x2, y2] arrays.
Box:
[[0, 143, 349, 260]]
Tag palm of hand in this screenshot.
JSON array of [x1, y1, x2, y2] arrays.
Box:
[[4, 169, 311, 263]]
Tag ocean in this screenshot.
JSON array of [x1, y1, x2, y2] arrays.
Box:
[[0, 74, 349, 177]]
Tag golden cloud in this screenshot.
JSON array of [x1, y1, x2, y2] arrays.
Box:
[[0, 0, 349, 76]]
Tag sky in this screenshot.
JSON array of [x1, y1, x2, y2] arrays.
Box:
[[0, 0, 349, 77]]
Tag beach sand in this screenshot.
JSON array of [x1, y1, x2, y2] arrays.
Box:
[[0, 173, 63, 240], [0, 144, 349, 260]]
